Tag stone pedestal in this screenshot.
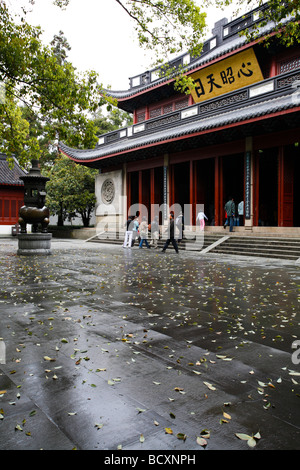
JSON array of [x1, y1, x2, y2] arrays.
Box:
[[17, 233, 52, 256]]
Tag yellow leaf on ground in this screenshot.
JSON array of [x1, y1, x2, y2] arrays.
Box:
[[165, 428, 173, 434]]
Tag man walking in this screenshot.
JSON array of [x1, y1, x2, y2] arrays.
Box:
[[161, 213, 179, 253]]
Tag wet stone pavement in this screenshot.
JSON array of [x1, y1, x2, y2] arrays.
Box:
[[0, 238, 299, 452]]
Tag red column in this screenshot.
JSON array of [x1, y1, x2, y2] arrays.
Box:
[[133, 110, 137, 124], [150, 168, 155, 220], [138, 170, 143, 218], [253, 152, 259, 227], [145, 106, 150, 121], [170, 165, 174, 209], [278, 147, 294, 227], [269, 57, 277, 77], [189, 161, 194, 225], [214, 157, 223, 226]]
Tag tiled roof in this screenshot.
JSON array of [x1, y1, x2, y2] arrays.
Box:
[[59, 91, 300, 164], [0, 155, 26, 186]]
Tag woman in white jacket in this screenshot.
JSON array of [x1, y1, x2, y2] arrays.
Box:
[[139, 217, 150, 249]]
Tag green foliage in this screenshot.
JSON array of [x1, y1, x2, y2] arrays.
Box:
[[92, 108, 133, 136], [205, 0, 300, 47], [45, 155, 97, 226], [116, 0, 207, 59], [0, 1, 110, 166], [1, 0, 299, 169]]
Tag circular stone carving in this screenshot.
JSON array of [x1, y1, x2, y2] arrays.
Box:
[[101, 178, 115, 205]]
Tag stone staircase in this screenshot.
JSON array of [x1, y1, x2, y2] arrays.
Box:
[[209, 236, 300, 261], [87, 232, 300, 261], [87, 232, 223, 252]]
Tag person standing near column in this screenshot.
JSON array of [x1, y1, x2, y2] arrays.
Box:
[[224, 197, 235, 232]]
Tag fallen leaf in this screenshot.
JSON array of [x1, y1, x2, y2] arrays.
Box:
[[136, 408, 146, 413], [196, 437, 207, 447], [165, 427, 173, 434], [203, 381, 216, 391], [235, 432, 261, 447], [235, 433, 252, 441], [200, 429, 210, 439], [94, 423, 104, 429], [43, 356, 56, 362]]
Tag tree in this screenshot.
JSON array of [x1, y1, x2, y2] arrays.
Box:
[[0, 95, 41, 167], [43, 106, 132, 226], [0, 1, 110, 166], [1, 0, 299, 168], [50, 30, 71, 65], [45, 155, 97, 226], [93, 108, 133, 136]]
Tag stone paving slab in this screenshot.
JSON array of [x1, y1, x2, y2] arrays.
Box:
[[0, 238, 299, 453]]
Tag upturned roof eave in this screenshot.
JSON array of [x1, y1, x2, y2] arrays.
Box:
[[59, 93, 300, 165]]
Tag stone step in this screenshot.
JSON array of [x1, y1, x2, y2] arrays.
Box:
[[220, 237, 300, 245], [211, 236, 300, 260], [88, 233, 222, 248], [212, 248, 299, 260], [215, 241, 300, 251], [213, 244, 300, 255], [87, 233, 300, 260]]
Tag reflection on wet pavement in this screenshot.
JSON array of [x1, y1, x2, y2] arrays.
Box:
[[0, 239, 299, 450]]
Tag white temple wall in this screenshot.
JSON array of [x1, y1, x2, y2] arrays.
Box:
[[95, 169, 125, 235]]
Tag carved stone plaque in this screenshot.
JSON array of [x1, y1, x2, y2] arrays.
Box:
[[101, 178, 115, 205]]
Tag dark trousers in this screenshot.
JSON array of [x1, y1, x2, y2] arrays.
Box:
[[162, 237, 179, 252]]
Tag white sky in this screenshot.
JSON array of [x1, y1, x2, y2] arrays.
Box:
[[10, 0, 247, 90]]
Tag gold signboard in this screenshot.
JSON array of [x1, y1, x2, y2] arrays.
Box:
[[189, 48, 264, 103]]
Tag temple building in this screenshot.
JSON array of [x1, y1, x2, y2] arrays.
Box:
[[0, 154, 26, 236], [59, 2, 300, 236]]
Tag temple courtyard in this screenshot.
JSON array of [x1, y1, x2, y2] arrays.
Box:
[[0, 237, 299, 452]]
